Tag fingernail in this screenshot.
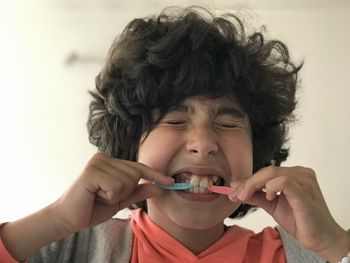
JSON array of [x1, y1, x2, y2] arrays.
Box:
[[228, 187, 240, 201], [230, 181, 241, 188], [237, 189, 245, 200]]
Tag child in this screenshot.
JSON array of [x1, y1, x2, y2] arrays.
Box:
[[1, 6, 349, 263]]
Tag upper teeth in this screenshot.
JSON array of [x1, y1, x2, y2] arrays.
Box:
[[173, 173, 222, 193], [189, 175, 214, 193]]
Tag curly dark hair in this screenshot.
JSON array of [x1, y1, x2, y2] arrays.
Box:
[[87, 6, 302, 218]]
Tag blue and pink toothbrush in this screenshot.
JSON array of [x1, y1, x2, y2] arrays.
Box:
[[157, 183, 233, 195]]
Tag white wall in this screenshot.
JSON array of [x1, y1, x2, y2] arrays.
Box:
[[0, 0, 349, 232]]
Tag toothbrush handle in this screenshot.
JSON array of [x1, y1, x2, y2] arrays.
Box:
[[207, 185, 233, 195], [156, 182, 192, 190]]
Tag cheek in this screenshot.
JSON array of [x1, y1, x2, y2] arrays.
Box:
[[223, 136, 253, 180], [137, 129, 181, 173]]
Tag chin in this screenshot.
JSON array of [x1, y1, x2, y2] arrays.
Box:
[[168, 209, 229, 230], [147, 197, 238, 231]]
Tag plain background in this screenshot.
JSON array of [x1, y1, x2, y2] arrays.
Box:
[[0, 0, 349, 232]]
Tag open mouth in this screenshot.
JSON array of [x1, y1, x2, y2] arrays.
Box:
[[172, 173, 225, 194]]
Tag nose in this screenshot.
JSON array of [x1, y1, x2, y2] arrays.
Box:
[[185, 126, 218, 157]]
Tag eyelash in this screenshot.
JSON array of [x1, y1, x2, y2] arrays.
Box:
[[215, 122, 238, 129], [162, 120, 187, 126], [161, 120, 238, 130]]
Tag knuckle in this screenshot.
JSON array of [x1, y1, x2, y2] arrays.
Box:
[[305, 167, 316, 176], [264, 182, 273, 192], [245, 180, 260, 193], [103, 186, 124, 204], [84, 161, 98, 175], [279, 173, 289, 181], [93, 152, 108, 161], [294, 166, 316, 180], [135, 163, 149, 174], [264, 165, 278, 176], [113, 182, 124, 194], [264, 180, 274, 190], [243, 178, 255, 189], [305, 168, 317, 181], [266, 191, 276, 201], [86, 153, 105, 170], [278, 175, 289, 188], [265, 175, 289, 190], [106, 191, 120, 204]]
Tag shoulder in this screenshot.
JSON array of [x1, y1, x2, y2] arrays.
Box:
[[90, 217, 132, 240], [229, 225, 326, 262], [275, 226, 326, 263], [27, 218, 133, 263]]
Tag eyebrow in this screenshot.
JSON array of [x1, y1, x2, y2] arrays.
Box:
[[166, 104, 245, 119], [166, 104, 190, 113], [216, 107, 246, 119]]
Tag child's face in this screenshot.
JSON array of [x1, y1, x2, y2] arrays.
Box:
[[138, 96, 253, 231]]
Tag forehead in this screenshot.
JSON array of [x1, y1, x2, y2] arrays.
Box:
[[184, 96, 240, 108], [169, 96, 246, 117]]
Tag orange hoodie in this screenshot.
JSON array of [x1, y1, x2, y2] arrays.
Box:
[[130, 210, 286, 263]]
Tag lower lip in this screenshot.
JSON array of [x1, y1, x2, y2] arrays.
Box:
[[176, 191, 220, 202]]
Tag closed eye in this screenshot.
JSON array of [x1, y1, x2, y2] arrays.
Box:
[[166, 120, 186, 125], [215, 122, 239, 129], [160, 120, 187, 127]]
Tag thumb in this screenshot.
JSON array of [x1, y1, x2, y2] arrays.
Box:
[[119, 183, 164, 210], [242, 191, 279, 216]]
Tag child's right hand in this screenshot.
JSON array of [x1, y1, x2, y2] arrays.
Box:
[[52, 152, 174, 235], [0, 153, 173, 261]]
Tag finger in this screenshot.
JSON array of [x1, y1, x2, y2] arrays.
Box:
[[243, 191, 293, 221], [239, 174, 308, 217], [228, 178, 281, 213], [264, 180, 282, 201], [82, 168, 134, 203], [227, 178, 249, 202], [242, 191, 278, 213], [109, 158, 174, 185], [132, 161, 174, 185], [90, 153, 174, 185], [229, 179, 246, 189], [237, 166, 291, 201], [228, 183, 245, 202], [264, 175, 304, 201], [118, 183, 165, 210], [84, 154, 137, 189], [90, 183, 165, 226]]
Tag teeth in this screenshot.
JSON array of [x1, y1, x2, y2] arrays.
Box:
[[193, 186, 200, 193], [199, 177, 209, 188], [190, 175, 200, 187], [199, 177, 208, 193], [173, 173, 224, 194], [188, 175, 218, 193]]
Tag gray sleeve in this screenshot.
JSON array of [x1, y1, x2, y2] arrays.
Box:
[[276, 226, 326, 263], [27, 218, 133, 263], [26, 232, 80, 263]]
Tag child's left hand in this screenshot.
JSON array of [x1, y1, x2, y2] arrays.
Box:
[[228, 166, 350, 263]]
